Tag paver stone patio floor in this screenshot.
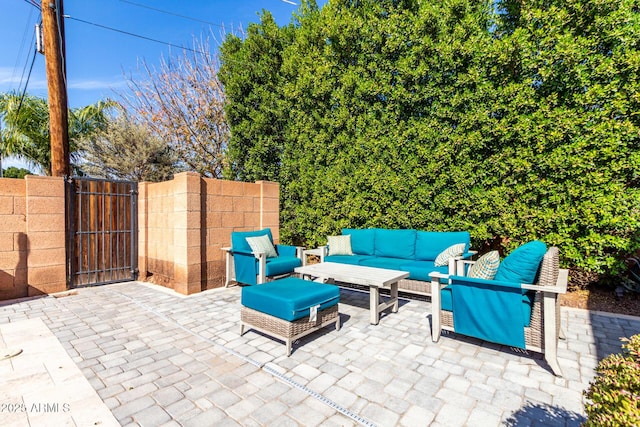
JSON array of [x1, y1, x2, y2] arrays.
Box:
[[1, 281, 639, 426]]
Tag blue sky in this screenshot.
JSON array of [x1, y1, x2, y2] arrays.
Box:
[[1, 0, 326, 170]]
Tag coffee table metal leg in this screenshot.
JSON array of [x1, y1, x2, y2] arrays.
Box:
[[370, 287, 380, 325]]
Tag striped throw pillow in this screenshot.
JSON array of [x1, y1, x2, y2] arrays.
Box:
[[434, 243, 466, 267], [468, 251, 500, 280], [327, 235, 353, 256], [246, 234, 278, 258]]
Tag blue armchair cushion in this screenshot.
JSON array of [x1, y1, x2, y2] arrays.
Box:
[[343, 228, 376, 255], [246, 234, 277, 258], [373, 229, 417, 259], [441, 283, 534, 327], [415, 231, 470, 261], [265, 256, 302, 277], [233, 251, 260, 286], [450, 276, 526, 348], [276, 244, 298, 258], [494, 240, 547, 284], [231, 228, 273, 253], [241, 277, 340, 322]]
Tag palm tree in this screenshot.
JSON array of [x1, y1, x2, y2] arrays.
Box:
[[0, 92, 114, 175]]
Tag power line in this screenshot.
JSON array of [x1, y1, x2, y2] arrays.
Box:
[[65, 16, 208, 55], [12, 9, 37, 88], [16, 48, 39, 117], [15, 18, 41, 99], [119, 0, 229, 30], [21, 0, 41, 10]]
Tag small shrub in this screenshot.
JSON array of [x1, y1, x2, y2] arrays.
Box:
[[584, 334, 640, 426]]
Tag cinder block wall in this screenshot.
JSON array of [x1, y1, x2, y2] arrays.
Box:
[[139, 172, 280, 295], [0, 173, 280, 300], [0, 176, 66, 300], [0, 178, 28, 300]]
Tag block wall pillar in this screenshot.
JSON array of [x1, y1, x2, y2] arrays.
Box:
[[173, 172, 202, 295], [25, 176, 66, 296]]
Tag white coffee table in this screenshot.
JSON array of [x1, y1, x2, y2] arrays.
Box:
[[295, 262, 409, 325]]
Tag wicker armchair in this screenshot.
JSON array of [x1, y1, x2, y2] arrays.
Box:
[[222, 228, 303, 286], [430, 247, 568, 376]]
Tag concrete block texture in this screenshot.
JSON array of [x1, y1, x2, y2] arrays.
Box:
[[25, 175, 64, 197], [0, 177, 26, 196], [0, 196, 15, 214]]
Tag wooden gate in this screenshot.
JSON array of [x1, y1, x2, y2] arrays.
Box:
[[66, 177, 138, 287]]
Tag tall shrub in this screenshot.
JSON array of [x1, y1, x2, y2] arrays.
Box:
[[220, 0, 640, 274], [219, 12, 296, 182]]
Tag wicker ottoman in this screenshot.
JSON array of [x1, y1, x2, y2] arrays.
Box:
[[240, 277, 340, 355]]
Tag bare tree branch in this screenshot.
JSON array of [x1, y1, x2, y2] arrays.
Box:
[[118, 34, 229, 178]]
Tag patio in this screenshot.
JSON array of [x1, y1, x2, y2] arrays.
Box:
[[1, 281, 639, 426]]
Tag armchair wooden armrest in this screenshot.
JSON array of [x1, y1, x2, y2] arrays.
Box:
[[521, 269, 568, 294], [222, 247, 233, 287], [429, 271, 449, 342]]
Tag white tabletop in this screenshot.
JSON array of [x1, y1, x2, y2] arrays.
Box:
[[295, 262, 409, 288]]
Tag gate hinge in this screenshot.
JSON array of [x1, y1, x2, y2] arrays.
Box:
[[129, 189, 139, 195]]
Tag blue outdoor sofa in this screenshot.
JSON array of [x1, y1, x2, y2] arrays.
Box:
[[317, 228, 475, 296]]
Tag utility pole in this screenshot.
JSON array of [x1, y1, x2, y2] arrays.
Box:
[[42, 0, 69, 176]]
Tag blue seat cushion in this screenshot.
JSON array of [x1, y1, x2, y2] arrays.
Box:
[[342, 228, 376, 255], [415, 231, 471, 261], [359, 256, 409, 271], [440, 286, 534, 327], [400, 260, 448, 281], [265, 256, 302, 277], [324, 254, 374, 265], [241, 277, 340, 321], [494, 240, 547, 285], [374, 229, 416, 259]]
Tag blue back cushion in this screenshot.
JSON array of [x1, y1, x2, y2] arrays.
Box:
[[231, 228, 273, 253], [494, 240, 547, 284], [342, 228, 376, 255], [374, 229, 416, 259], [415, 231, 470, 261]]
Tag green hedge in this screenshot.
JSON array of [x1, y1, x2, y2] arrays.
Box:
[[220, 0, 640, 274]]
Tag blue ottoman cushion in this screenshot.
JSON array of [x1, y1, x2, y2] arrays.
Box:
[[241, 277, 340, 322]]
